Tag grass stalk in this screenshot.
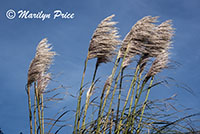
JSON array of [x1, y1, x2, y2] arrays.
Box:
[[115, 67, 125, 130], [27, 85, 33, 134], [41, 93, 45, 134], [103, 46, 134, 133], [116, 64, 140, 134], [98, 44, 131, 133], [125, 70, 142, 133], [82, 61, 99, 130], [34, 93, 37, 134], [96, 55, 120, 133], [110, 109, 114, 134], [103, 67, 122, 134], [74, 55, 89, 134], [34, 82, 42, 134], [96, 76, 111, 133], [130, 77, 150, 132], [137, 76, 154, 133]]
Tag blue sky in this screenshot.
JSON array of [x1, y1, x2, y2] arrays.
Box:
[[0, 0, 200, 133]]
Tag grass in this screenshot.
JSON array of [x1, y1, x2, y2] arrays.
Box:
[[25, 15, 200, 134]]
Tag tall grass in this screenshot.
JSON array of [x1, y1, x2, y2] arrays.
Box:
[[27, 39, 55, 134], [26, 15, 200, 134]]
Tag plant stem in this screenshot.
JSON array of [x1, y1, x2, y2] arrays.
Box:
[[74, 55, 89, 134], [92, 61, 99, 82], [115, 67, 125, 131], [137, 76, 154, 133], [27, 84, 33, 134], [131, 77, 150, 132], [34, 82, 42, 134], [82, 61, 99, 130], [96, 55, 120, 133], [97, 44, 131, 133], [104, 47, 135, 133], [116, 65, 140, 134], [96, 76, 111, 133], [103, 69, 122, 134], [41, 93, 45, 134], [125, 70, 142, 133], [110, 109, 114, 134], [34, 93, 37, 134]]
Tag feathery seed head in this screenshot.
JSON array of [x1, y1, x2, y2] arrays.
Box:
[[144, 19, 174, 78], [88, 14, 121, 65], [120, 16, 174, 68], [145, 20, 174, 57], [27, 38, 56, 86], [139, 54, 150, 73], [37, 73, 51, 93], [146, 51, 169, 79], [120, 16, 159, 68]]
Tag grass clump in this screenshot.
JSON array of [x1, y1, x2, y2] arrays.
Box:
[[26, 15, 200, 134]]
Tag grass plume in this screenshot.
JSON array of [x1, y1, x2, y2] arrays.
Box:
[[27, 38, 55, 134]]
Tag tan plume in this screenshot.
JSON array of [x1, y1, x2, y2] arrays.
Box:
[[120, 16, 174, 68], [27, 38, 56, 86], [88, 14, 121, 65], [120, 16, 158, 68], [146, 51, 169, 79]]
